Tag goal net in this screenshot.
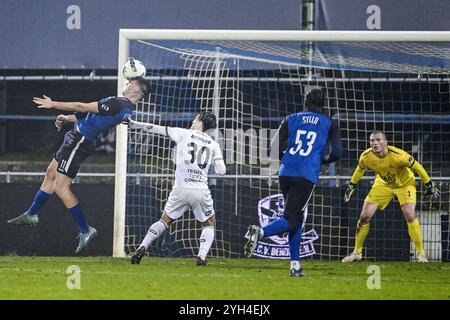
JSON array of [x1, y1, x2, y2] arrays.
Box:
[[115, 31, 450, 262]]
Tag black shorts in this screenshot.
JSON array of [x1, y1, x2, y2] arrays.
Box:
[[279, 176, 315, 226], [55, 127, 96, 179]]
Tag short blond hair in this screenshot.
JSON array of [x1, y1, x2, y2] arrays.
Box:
[[370, 130, 386, 140]]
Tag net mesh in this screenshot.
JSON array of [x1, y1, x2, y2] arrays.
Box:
[[124, 39, 450, 261]]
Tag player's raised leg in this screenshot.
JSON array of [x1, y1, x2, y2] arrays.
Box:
[[7, 159, 58, 225], [244, 183, 289, 258], [245, 177, 312, 277], [244, 214, 290, 258], [244, 210, 291, 258], [342, 201, 378, 262]]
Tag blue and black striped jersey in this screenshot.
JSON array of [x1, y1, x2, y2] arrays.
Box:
[[77, 96, 133, 142]]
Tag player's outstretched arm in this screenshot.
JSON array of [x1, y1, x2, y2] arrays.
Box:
[[128, 119, 188, 145], [323, 119, 343, 164], [127, 119, 168, 136], [33, 95, 98, 113]]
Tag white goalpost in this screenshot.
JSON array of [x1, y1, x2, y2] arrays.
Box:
[[114, 30, 450, 261]]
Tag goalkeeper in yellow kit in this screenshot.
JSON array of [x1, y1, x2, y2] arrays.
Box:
[[342, 131, 440, 263]]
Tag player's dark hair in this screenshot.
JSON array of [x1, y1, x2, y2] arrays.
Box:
[[198, 110, 217, 132], [304, 88, 324, 113], [136, 78, 151, 98]]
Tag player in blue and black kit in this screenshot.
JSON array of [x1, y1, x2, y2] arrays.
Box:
[[244, 88, 343, 277], [7, 78, 150, 254]]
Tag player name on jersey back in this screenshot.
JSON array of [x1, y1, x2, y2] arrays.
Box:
[[302, 115, 319, 125], [190, 133, 212, 145]]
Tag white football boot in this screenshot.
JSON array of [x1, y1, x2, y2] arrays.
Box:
[[417, 253, 429, 263], [342, 252, 362, 263]]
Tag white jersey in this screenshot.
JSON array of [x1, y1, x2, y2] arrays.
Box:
[[167, 127, 223, 189]]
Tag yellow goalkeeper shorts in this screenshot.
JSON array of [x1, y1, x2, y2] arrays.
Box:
[[365, 181, 416, 210]]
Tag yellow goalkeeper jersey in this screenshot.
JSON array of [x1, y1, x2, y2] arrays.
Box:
[[357, 146, 420, 187]]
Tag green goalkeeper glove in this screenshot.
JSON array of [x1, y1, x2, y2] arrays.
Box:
[[424, 181, 440, 200], [344, 182, 357, 203]]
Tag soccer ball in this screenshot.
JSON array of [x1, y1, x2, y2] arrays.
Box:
[[122, 58, 146, 80]]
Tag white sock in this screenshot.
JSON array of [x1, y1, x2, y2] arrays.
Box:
[[290, 260, 300, 270], [197, 226, 215, 260], [140, 220, 168, 249]]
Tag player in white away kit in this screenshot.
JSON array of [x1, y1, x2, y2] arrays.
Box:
[[128, 111, 226, 265]]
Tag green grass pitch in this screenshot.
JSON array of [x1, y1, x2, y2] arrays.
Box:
[[0, 256, 448, 300]]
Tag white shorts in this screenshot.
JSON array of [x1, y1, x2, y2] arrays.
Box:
[[164, 188, 215, 223]]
